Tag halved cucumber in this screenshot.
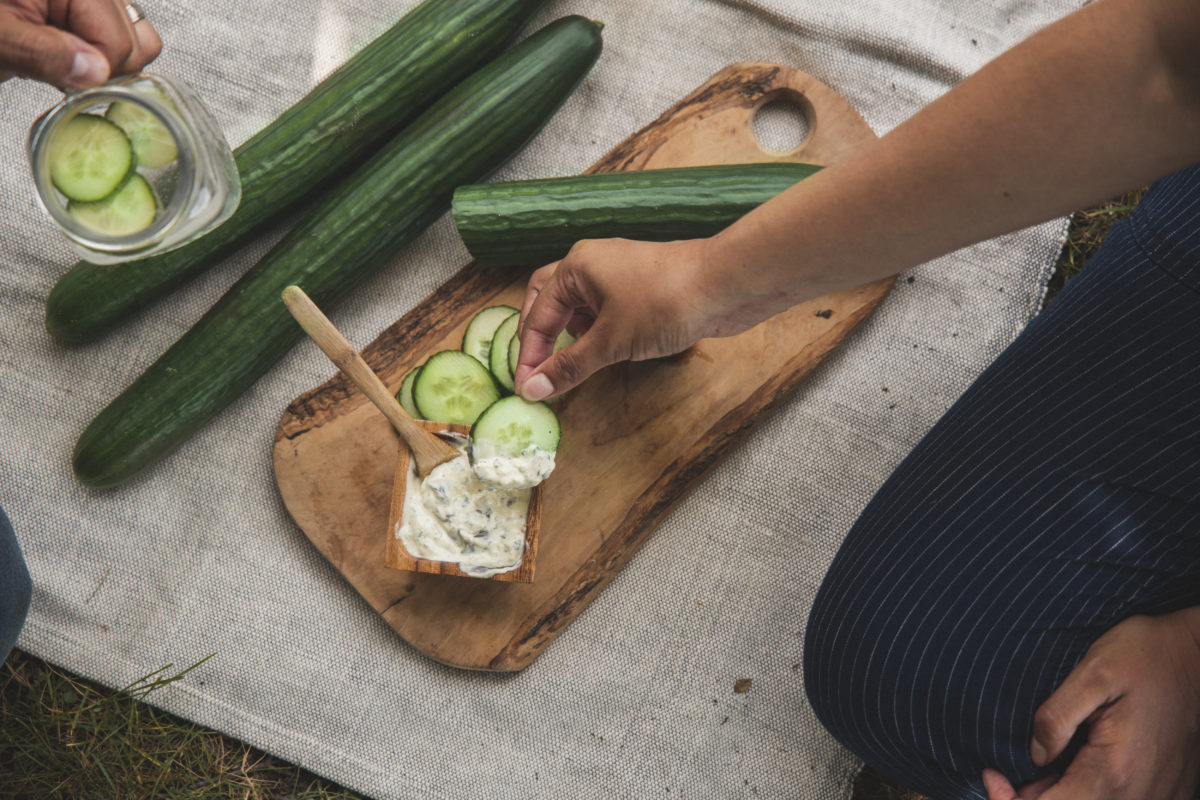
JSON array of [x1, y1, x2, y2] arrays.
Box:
[[67, 173, 158, 237], [470, 395, 560, 456], [412, 350, 501, 425], [488, 312, 521, 392], [462, 305, 517, 366], [396, 364, 423, 419], [508, 327, 575, 378], [106, 99, 179, 169], [48, 114, 134, 202]]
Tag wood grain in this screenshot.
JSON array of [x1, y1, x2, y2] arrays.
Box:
[[272, 63, 892, 671]]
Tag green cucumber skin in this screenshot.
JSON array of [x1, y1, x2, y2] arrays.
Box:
[[71, 16, 603, 489], [451, 162, 822, 267], [45, 0, 552, 344]]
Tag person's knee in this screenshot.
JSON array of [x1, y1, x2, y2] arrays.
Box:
[[802, 555, 1041, 800], [0, 508, 31, 661], [802, 570, 922, 770], [3, 555, 32, 619]]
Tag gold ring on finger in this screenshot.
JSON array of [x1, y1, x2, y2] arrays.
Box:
[[124, 2, 146, 24]]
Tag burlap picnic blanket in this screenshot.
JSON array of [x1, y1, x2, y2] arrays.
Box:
[[1, 0, 1080, 797]]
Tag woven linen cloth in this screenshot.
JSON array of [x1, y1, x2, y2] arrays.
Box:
[[1, 0, 1080, 797]]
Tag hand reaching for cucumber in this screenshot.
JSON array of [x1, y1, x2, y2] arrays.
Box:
[[514, 236, 771, 401], [0, 0, 162, 90]]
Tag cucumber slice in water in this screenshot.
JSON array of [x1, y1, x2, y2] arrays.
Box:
[[396, 364, 423, 419], [48, 114, 134, 202], [462, 305, 517, 366], [488, 313, 521, 392], [67, 173, 158, 237], [471, 395, 561, 456], [106, 100, 179, 169], [412, 350, 501, 425]]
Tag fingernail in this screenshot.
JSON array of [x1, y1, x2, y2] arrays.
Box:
[[67, 51, 108, 87], [520, 373, 553, 402], [514, 365, 532, 386], [1030, 739, 1047, 765]]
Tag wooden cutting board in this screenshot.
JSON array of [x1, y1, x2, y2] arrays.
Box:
[[272, 62, 892, 671]]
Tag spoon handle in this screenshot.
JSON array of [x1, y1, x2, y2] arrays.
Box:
[[281, 285, 458, 476]]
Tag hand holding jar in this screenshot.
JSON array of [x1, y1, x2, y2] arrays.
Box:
[[0, 0, 161, 90]]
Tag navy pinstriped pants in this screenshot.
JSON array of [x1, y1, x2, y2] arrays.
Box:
[[803, 163, 1200, 800]]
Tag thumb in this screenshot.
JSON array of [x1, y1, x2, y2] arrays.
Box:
[[0, 20, 110, 89]]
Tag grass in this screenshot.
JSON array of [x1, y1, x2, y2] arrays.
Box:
[[0, 649, 363, 799], [0, 191, 1142, 800], [1044, 187, 1145, 302]]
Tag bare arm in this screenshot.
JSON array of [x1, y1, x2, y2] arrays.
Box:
[[516, 0, 1200, 400], [701, 0, 1200, 324]]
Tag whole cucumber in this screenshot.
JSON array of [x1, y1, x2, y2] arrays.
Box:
[[451, 162, 822, 267], [45, 0, 552, 344]]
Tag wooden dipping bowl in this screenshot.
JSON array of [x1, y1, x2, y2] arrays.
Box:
[[385, 419, 542, 584]]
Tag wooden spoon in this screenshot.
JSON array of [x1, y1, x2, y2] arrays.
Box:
[[281, 285, 460, 479]]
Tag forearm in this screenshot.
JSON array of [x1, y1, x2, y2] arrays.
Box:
[[704, 0, 1200, 318], [513, 0, 1200, 398]]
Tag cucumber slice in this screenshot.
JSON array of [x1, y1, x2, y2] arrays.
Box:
[[488, 312, 521, 392], [67, 173, 158, 237], [471, 395, 561, 455], [48, 114, 134, 202], [507, 329, 521, 381], [396, 364, 422, 419], [462, 305, 517, 366], [412, 350, 501, 425], [508, 328, 575, 377], [106, 99, 179, 169]]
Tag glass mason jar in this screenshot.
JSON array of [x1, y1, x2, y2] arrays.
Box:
[[27, 73, 240, 264]]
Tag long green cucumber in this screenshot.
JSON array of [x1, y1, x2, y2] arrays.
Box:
[[451, 162, 822, 267], [72, 16, 603, 488], [45, 0, 552, 344]]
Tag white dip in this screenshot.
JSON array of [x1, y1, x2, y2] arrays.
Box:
[[470, 441, 556, 490], [395, 438, 539, 578]]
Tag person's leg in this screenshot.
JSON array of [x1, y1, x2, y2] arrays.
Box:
[[803, 164, 1200, 800], [0, 505, 31, 663]]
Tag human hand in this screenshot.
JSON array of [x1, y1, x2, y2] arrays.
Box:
[[981, 608, 1200, 800], [513, 236, 767, 401], [0, 0, 161, 90]]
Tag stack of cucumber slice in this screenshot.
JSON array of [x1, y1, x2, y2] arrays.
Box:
[[47, 100, 178, 237], [399, 304, 574, 456]]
